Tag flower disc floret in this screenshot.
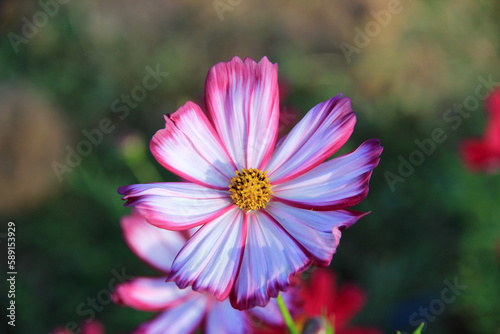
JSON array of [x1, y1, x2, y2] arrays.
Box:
[[118, 56, 383, 310], [229, 168, 272, 211]]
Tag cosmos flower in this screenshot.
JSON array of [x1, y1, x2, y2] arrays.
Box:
[[461, 88, 500, 172], [113, 211, 297, 334], [118, 56, 383, 310], [299, 269, 381, 334]]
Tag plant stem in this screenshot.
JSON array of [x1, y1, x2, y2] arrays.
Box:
[[276, 292, 299, 334]]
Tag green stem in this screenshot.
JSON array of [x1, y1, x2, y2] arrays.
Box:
[[276, 292, 299, 334]]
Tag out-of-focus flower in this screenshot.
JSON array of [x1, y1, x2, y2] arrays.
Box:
[[50, 320, 105, 334], [277, 106, 299, 138], [254, 269, 380, 334], [277, 78, 300, 138], [300, 317, 329, 334], [113, 211, 297, 334], [299, 269, 381, 334], [461, 88, 500, 172], [118, 56, 382, 310]]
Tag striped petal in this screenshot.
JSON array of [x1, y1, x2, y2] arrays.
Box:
[[118, 182, 233, 230], [112, 277, 192, 312], [133, 294, 208, 334], [205, 300, 251, 334], [272, 139, 383, 210], [265, 201, 366, 266], [205, 56, 279, 170], [265, 94, 356, 184], [168, 208, 246, 301], [121, 212, 187, 272], [231, 211, 310, 310], [150, 102, 236, 189]]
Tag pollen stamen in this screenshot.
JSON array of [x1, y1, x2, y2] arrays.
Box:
[[229, 168, 272, 211]]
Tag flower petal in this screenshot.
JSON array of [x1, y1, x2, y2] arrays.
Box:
[[205, 300, 251, 334], [265, 201, 366, 266], [265, 94, 356, 184], [118, 182, 233, 230], [301, 269, 338, 318], [133, 294, 208, 334], [231, 211, 310, 310], [120, 211, 187, 272], [112, 277, 193, 312], [331, 283, 368, 330], [247, 289, 298, 329], [461, 139, 500, 172], [272, 139, 382, 210], [205, 56, 280, 170], [150, 102, 236, 189], [168, 208, 246, 301], [81, 320, 105, 334]]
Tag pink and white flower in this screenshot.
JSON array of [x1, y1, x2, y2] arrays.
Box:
[[118, 56, 382, 310], [113, 211, 297, 334]]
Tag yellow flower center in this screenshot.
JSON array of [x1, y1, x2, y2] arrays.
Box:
[[229, 168, 272, 211]]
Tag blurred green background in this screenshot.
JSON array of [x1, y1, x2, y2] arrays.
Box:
[[1, 0, 499, 333]]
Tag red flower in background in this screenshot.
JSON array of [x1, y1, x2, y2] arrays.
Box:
[[51, 320, 105, 334], [277, 78, 299, 138], [461, 88, 500, 172], [257, 269, 380, 334], [300, 269, 381, 334]]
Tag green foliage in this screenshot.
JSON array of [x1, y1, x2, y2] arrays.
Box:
[[398, 322, 425, 334]]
